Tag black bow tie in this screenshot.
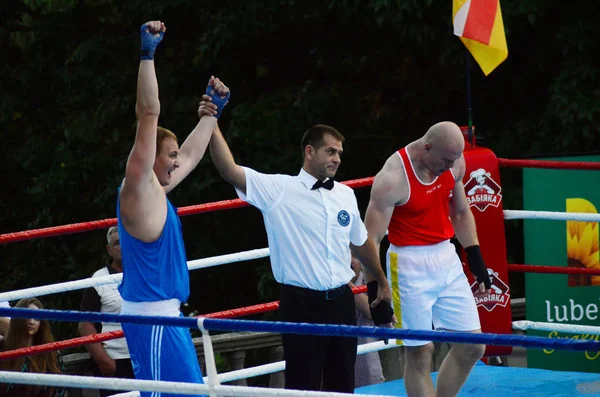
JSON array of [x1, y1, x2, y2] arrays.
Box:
[[311, 179, 334, 190]]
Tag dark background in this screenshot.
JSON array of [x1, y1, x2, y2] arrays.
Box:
[[1, 0, 598, 351]]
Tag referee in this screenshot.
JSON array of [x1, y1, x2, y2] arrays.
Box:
[[203, 116, 393, 393]]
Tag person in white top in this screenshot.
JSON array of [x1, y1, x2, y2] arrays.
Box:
[[349, 255, 385, 388], [0, 301, 10, 343], [79, 227, 133, 396], [199, 103, 393, 393]]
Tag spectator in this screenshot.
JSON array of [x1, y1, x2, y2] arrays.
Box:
[[0, 298, 68, 397], [0, 301, 10, 343], [79, 226, 133, 396], [349, 255, 385, 388]]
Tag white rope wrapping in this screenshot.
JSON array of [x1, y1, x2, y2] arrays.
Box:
[[0, 248, 270, 302], [503, 210, 600, 222], [0, 371, 393, 397], [512, 320, 600, 335], [108, 339, 401, 397], [198, 317, 220, 397]]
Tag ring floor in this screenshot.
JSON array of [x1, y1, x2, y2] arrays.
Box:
[[355, 361, 600, 397]]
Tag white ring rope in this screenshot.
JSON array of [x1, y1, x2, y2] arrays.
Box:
[[503, 210, 600, 222], [0, 248, 270, 302], [0, 210, 596, 302], [215, 339, 397, 384], [110, 339, 400, 397], [0, 371, 392, 397], [1, 207, 598, 395], [513, 320, 600, 336]]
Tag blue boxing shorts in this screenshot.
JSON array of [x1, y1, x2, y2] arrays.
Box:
[[121, 299, 205, 397]]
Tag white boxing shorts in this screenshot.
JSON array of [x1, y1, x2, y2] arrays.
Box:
[[387, 239, 481, 347]]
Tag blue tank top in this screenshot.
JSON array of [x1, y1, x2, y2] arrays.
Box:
[[117, 191, 190, 302]]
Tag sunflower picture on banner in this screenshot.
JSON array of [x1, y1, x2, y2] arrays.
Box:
[[566, 198, 600, 287]]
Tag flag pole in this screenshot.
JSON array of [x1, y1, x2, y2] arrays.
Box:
[[465, 50, 474, 145]]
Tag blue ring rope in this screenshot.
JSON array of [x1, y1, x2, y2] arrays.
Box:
[[1, 307, 598, 352]]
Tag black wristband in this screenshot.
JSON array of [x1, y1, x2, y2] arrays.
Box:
[[465, 245, 491, 289], [366, 281, 394, 326], [140, 49, 155, 60]]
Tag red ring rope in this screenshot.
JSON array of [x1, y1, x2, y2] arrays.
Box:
[[3, 265, 598, 360], [3, 158, 599, 244], [3, 158, 598, 245], [0, 286, 368, 361], [497, 158, 600, 170], [0, 178, 375, 245], [507, 264, 600, 275], [1, 160, 597, 358], [4, 158, 599, 244]]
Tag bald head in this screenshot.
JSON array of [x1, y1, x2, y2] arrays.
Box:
[[424, 122, 465, 154], [418, 122, 465, 177]]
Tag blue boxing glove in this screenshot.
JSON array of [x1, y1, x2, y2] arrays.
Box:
[[140, 23, 165, 60], [205, 84, 230, 119]]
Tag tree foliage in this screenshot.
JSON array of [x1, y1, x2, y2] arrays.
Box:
[[1, 0, 599, 341]]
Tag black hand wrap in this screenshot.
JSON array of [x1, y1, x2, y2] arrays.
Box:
[[465, 245, 492, 289], [366, 281, 394, 326]]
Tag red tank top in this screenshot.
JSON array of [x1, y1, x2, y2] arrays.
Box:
[[387, 147, 455, 247]]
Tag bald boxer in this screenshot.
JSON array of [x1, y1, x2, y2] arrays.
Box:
[[364, 122, 492, 397]]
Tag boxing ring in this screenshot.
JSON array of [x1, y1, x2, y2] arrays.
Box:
[[1, 152, 600, 397]]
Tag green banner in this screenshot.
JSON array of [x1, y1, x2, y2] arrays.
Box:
[[524, 154, 600, 372]]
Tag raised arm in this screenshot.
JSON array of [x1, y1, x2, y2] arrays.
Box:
[[119, 21, 168, 242], [209, 123, 247, 194], [165, 77, 229, 193], [124, 21, 165, 191], [197, 97, 247, 194]]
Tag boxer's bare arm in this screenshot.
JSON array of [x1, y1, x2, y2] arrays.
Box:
[[120, 21, 168, 242], [166, 77, 229, 193], [363, 154, 408, 284], [450, 156, 488, 294], [450, 156, 479, 247], [365, 153, 408, 250]]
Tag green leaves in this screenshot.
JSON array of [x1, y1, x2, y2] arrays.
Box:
[[1, 0, 599, 346]]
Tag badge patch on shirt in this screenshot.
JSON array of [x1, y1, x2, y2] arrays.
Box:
[[337, 210, 350, 226]]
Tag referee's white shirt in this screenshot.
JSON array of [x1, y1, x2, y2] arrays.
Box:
[[236, 167, 368, 291]]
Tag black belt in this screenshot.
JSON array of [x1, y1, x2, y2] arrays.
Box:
[[281, 284, 348, 300]]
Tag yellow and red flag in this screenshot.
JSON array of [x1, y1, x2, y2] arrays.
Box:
[[453, 0, 508, 76]]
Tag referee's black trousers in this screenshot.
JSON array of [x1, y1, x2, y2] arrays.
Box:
[[279, 283, 357, 393]]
